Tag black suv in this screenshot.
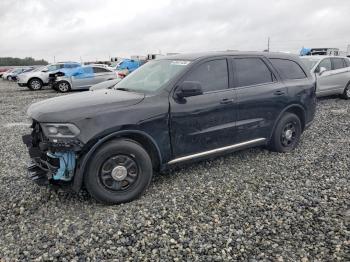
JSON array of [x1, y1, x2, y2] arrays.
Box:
[[22, 52, 316, 204]]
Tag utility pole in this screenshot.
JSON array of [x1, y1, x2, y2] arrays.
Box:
[[267, 37, 270, 52]]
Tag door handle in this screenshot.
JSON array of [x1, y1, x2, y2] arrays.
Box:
[[220, 98, 234, 104], [273, 90, 285, 96]]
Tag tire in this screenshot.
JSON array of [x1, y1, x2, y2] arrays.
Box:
[[341, 83, 350, 100], [28, 78, 43, 91], [57, 81, 71, 93], [7, 76, 12, 81], [84, 139, 153, 204], [269, 113, 302, 153]]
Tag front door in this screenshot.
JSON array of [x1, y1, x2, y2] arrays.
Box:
[[169, 58, 237, 158]]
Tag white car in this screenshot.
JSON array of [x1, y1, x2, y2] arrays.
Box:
[[17, 62, 80, 90], [300, 56, 350, 98]]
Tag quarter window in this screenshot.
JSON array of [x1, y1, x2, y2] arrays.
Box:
[[183, 59, 228, 93], [234, 58, 274, 87], [270, 59, 306, 80], [318, 58, 332, 71], [332, 58, 345, 70]]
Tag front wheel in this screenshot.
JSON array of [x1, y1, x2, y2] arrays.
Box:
[[56, 81, 71, 93], [84, 139, 153, 204], [269, 113, 302, 153], [341, 83, 350, 100], [28, 78, 43, 90]]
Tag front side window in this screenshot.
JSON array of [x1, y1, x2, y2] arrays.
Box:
[[270, 59, 306, 80], [235, 58, 274, 87], [116, 60, 190, 93], [332, 58, 345, 70], [182, 59, 228, 93], [318, 58, 332, 71]]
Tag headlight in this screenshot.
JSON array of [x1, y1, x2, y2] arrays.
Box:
[[41, 123, 80, 138]]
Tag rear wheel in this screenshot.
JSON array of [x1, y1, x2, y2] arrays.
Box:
[[84, 139, 153, 204], [269, 113, 302, 152], [57, 81, 71, 93], [341, 83, 350, 100], [28, 78, 43, 90], [7, 76, 12, 81]]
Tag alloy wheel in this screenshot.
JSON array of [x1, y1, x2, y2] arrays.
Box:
[[31, 80, 41, 90], [58, 82, 69, 92]]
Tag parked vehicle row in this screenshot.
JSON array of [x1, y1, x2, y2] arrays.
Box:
[[17, 62, 81, 90], [22, 51, 317, 204], [1, 67, 34, 81]]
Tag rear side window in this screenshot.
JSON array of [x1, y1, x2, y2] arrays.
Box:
[[270, 59, 307, 80], [345, 58, 350, 67], [332, 58, 345, 70], [93, 67, 111, 73], [234, 58, 273, 87], [183, 59, 228, 93]]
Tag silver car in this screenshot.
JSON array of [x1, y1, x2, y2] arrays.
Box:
[[301, 56, 350, 98], [54, 66, 117, 92]]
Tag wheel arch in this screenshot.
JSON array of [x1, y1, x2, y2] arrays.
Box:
[[269, 104, 306, 141], [72, 130, 162, 192], [28, 77, 43, 85]]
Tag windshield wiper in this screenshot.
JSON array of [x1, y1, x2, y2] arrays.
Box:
[[115, 87, 132, 92]]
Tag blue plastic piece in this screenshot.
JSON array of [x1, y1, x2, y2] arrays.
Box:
[[116, 59, 140, 72], [47, 151, 76, 181]]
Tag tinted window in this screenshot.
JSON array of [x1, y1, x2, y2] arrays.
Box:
[[318, 58, 331, 71], [270, 59, 306, 79], [332, 58, 345, 70], [93, 67, 111, 73], [344, 58, 350, 67], [183, 59, 228, 93], [235, 58, 273, 87]]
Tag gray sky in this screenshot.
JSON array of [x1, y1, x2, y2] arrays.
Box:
[[1, 0, 349, 63]]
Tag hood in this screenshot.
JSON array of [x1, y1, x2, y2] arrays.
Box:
[[27, 89, 145, 122]]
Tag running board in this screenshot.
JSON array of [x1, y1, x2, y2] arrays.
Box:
[[168, 138, 266, 165]]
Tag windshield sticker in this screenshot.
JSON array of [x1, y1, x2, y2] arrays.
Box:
[[171, 61, 190, 66]]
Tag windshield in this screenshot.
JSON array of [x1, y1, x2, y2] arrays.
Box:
[[115, 60, 191, 92], [300, 57, 320, 71], [47, 64, 61, 71]]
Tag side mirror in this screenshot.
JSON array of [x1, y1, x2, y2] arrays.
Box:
[[318, 67, 327, 75], [41, 69, 48, 72], [176, 81, 203, 98]]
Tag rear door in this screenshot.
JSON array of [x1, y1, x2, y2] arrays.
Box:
[[329, 57, 349, 93], [233, 56, 287, 142], [169, 58, 238, 158], [92, 67, 115, 84]]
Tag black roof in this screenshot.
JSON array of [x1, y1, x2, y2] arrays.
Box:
[[160, 51, 299, 61]]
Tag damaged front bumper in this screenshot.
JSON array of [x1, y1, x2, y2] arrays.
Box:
[[22, 121, 83, 187]]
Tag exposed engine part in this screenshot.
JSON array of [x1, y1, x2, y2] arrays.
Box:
[[47, 151, 76, 181]]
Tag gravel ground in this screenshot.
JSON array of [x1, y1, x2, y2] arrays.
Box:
[[0, 80, 349, 261]]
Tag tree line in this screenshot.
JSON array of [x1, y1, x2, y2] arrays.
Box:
[[0, 57, 48, 66]]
